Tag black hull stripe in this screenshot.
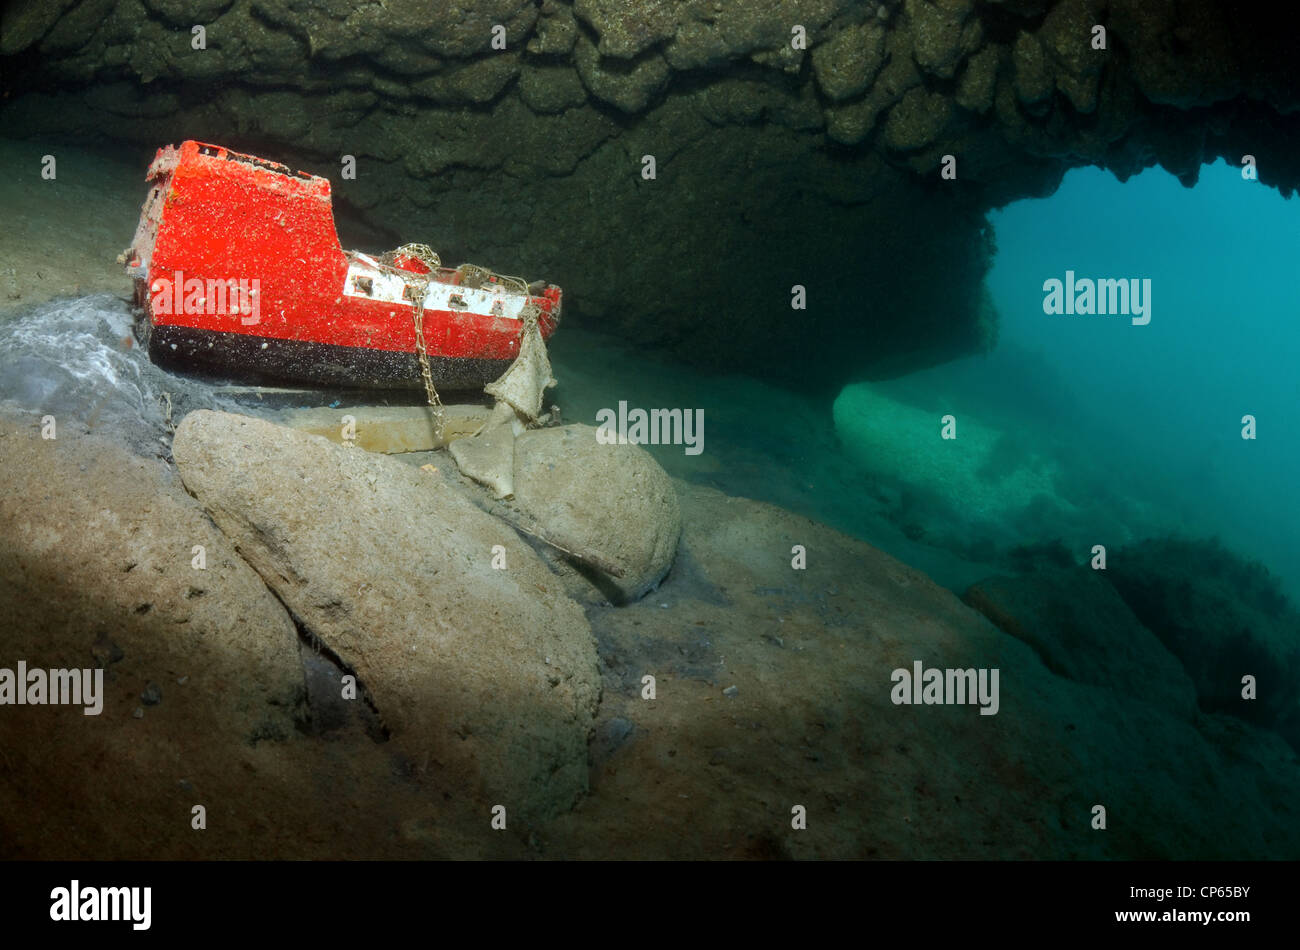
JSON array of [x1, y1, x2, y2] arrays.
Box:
[[146, 324, 510, 392]]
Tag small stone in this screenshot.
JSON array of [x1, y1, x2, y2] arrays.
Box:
[[141, 682, 162, 706], [132, 706, 144, 719], [723, 685, 739, 698]]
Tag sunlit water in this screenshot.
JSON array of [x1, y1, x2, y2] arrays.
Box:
[[841, 158, 1298, 598]]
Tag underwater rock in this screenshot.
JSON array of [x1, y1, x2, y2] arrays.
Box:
[[907, 0, 980, 80], [824, 95, 884, 146], [509, 424, 682, 604], [1012, 30, 1054, 108], [882, 86, 955, 152], [567, 481, 1300, 859], [0, 0, 74, 56], [572, 33, 671, 113], [270, 404, 491, 454], [1106, 537, 1300, 751], [409, 54, 522, 105], [574, 0, 678, 60], [964, 568, 1199, 720], [1109, 0, 1240, 110], [811, 20, 886, 102], [171, 410, 601, 822], [528, 1, 579, 56], [0, 412, 309, 853], [832, 382, 1077, 555], [955, 43, 1002, 114], [0, 412, 304, 736], [1039, 0, 1104, 113], [517, 62, 590, 114]]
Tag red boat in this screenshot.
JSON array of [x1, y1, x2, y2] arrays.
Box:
[[123, 140, 561, 391]]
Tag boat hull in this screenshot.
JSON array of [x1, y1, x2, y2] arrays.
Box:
[[143, 320, 511, 391], [124, 141, 560, 391]]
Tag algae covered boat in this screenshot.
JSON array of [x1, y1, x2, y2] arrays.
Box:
[[122, 140, 561, 391]]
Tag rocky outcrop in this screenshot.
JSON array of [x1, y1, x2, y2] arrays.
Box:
[[964, 567, 1199, 720], [557, 482, 1300, 859], [1106, 537, 1300, 751], [0, 412, 309, 856], [830, 380, 1161, 559], [4, 1, 1298, 389], [965, 539, 1300, 757], [508, 424, 681, 603], [3, 406, 1299, 858], [171, 409, 602, 822]]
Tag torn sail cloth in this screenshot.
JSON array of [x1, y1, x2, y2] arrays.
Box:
[[449, 301, 556, 499]]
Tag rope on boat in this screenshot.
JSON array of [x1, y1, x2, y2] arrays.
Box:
[[375, 242, 546, 442], [377, 243, 445, 442]]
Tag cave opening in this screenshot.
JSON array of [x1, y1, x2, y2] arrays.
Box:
[[833, 158, 1300, 602]]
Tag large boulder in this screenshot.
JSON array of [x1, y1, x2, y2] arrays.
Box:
[[171, 409, 601, 823], [0, 412, 307, 856], [511, 424, 681, 603]]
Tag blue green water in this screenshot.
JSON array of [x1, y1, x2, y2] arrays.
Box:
[[844, 159, 1299, 600], [986, 159, 1299, 597]]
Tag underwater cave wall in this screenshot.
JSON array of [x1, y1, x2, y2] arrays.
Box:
[[2, 0, 1299, 390]]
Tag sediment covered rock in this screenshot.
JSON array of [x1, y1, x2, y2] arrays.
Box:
[[1106, 537, 1300, 751], [3, 407, 1298, 858], [171, 409, 601, 822], [511, 423, 681, 603], [964, 567, 1199, 720], [556, 482, 1300, 859], [0, 411, 308, 855]]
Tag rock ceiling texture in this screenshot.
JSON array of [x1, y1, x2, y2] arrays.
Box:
[[3, 0, 1298, 388]]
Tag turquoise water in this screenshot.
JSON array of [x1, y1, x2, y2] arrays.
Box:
[[841, 159, 1299, 600], [989, 159, 1299, 597]]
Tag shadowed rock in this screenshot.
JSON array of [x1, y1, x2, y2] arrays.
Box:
[[964, 567, 1199, 720], [171, 409, 601, 822]]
